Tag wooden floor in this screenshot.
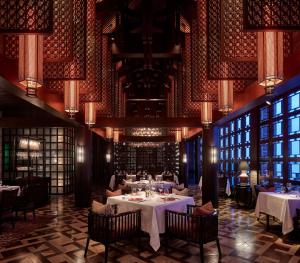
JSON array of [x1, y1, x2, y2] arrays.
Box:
[[0, 188, 299, 262]]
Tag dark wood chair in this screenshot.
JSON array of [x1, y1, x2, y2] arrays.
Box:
[[84, 209, 142, 263], [0, 189, 19, 232], [14, 185, 35, 221], [165, 204, 221, 262]]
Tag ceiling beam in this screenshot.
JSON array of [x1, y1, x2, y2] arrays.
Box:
[[94, 117, 202, 128], [0, 117, 75, 128]]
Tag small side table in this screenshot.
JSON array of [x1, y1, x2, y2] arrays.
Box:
[[235, 184, 252, 208]]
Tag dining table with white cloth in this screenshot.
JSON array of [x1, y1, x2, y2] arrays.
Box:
[[255, 192, 300, 234], [107, 193, 195, 251], [124, 180, 176, 190]]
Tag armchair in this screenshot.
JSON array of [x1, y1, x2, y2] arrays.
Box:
[[84, 209, 142, 263], [165, 204, 221, 262]]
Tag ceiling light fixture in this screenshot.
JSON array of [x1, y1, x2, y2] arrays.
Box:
[[84, 102, 96, 127], [201, 101, 213, 129], [218, 80, 233, 115], [258, 31, 283, 95], [64, 80, 80, 119]]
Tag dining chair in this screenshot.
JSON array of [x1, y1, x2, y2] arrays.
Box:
[[14, 185, 35, 221], [0, 189, 19, 232], [165, 204, 221, 263], [84, 208, 142, 263]]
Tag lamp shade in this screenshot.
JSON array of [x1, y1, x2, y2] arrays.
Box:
[[182, 127, 188, 139], [238, 161, 249, 171], [106, 127, 113, 139], [175, 130, 182, 142], [64, 80, 79, 118], [201, 101, 213, 128], [258, 31, 283, 94], [84, 102, 96, 126], [113, 130, 119, 143], [19, 34, 43, 97], [218, 80, 233, 114]]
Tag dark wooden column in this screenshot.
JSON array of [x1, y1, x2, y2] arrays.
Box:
[[202, 128, 218, 207], [106, 139, 114, 187], [75, 127, 92, 207], [179, 141, 187, 186], [250, 107, 260, 184]]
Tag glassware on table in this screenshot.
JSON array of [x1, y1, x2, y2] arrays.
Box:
[[164, 188, 169, 196], [131, 187, 137, 196], [137, 183, 143, 193], [158, 184, 163, 195]]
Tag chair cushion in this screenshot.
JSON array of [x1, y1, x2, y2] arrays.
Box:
[[172, 188, 189, 196], [91, 200, 113, 215], [106, 189, 122, 197], [193, 201, 214, 216]]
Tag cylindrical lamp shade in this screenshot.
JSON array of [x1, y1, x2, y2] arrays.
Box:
[[113, 130, 119, 143], [182, 127, 188, 139], [64, 80, 79, 118], [201, 101, 213, 128], [84, 102, 96, 126], [218, 80, 233, 114], [258, 31, 284, 94], [19, 35, 43, 97], [175, 130, 182, 143], [106, 127, 113, 139]]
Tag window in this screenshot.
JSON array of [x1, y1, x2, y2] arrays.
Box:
[[273, 162, 283, 179], [288, 114, 300, 135], [273, 99, 283, 118], [260, 125, 269, 140], [273, 141, 283, 158], [260, 106, 269, 122], [288, 162, 300, 181], [273, 120, 283, 137], [289, 138, 300, 157], [260, 143, 268, 157], [288, 90, 300, 112]]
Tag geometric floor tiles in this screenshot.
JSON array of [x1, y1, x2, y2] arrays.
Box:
[[0, 194, 300, 262]]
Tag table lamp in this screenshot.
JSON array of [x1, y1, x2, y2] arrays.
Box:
[[238, 161, 249, 184]]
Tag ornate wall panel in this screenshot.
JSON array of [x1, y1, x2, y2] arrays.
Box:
[[221, 0, 257, 62], [207, 0, 257, 79], [244, 0, 300, 30], [3, 36, 18, 60], [43, 0, 86, 79], [43, 0, 73, 62], [0, 0, 53, 33]]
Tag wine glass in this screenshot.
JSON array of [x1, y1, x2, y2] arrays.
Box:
[[137, 183, 142, 194], [158, 184, 163, 195], [164, 188, 169, 196], [131, 187, 137, 196]]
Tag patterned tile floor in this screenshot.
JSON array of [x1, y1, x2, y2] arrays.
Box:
[[0, 189, 300, 263]]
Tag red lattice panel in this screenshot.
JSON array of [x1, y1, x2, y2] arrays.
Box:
[[44, 0, 73, 62], [207, 0, 257, 80], [3, 35, 18, 60], [221, 0, 256, 62], [244, 0, 300, 30], [0, 0, 53, 33], [43, 0, 86, 79]]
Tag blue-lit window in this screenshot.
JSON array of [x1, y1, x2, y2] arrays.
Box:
[[220, 128, 224, 137], [230, 148, 235, 159], [237, 118, 242, 130], [225, 127, 229, 135], [231, 162, 235, 172], [288, 114, 300, 135], [260, 106, 269, 122], [225, 150, 229, 159], [245, 130, 250, 143], [288, 90, 300, 113], [273, 99, 283, 118], [273, 162, 283, 179], [225, 162, 229, 172], [288, 162, 300, 181], [237, 132, 242, 144], [237, 148, 242, 159], [273, 141, 283, 158], [245, 114, 250, 127], [260, 143, 268, 157], [260, 125, 269, 140], [220, 163, 224, 172], [273, 120, 283, 137], [288, 138, 300, 157], [230, 121, 235, 132], [260, 162, 269, 175], [245, 146, 250, 159], [225, 137, 229, 147], [230, 135, 235, 146], [220, 138, 224, 148], [220, 150, 224, 160]]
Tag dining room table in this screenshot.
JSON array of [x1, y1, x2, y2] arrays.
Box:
[[255, 191, 300, 234], [107, 191, 195, 251]]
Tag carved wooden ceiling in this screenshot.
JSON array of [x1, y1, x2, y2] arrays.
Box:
[[0, 0, 299, 127]]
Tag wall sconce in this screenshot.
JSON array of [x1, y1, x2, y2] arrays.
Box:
[[77, 146, 84, 163], [105, 153, 111, 163], [182, 153, 187, 163], [210, 146, 218, 164]]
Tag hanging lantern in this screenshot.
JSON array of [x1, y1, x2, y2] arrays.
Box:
[[106, 127, 113, 139], [64, 80, 79, 118], [175, 130, 182, 143], [182, 127, 188, 139], [218, 80, 233, 114], [113, 130, 119, 143], [201, 101, 213, 129], [19, 35, 43, 97], [84, 102, 96, 126], [258, 31, 284, 95]]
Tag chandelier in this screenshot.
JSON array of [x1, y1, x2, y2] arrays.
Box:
[[19, 35, 43, 97], [131, 128, 162, 137], [257, 31, 284, 95], [218, 80, 233, 114]]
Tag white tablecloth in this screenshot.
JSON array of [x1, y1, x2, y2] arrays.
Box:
[[0, 185, 21, 196], [107, 193, 195, 251], [255, 192, 300, 234], [124, 180, 176, 190]]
